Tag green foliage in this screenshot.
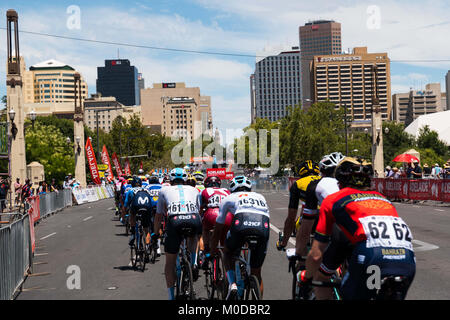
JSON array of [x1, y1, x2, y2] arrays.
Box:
[[416, 125, 449, 158], [382, 121, 416, 166], [25, 121, 74, 184]]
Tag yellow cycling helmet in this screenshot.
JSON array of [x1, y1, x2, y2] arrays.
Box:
[[298, 160, 320, 178]]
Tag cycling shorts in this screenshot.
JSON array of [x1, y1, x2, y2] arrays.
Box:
[[164, 213, 202, 254], [203, 208, 233, 232], [340, 241, 416, 300], [133, 206, 153, 229], [225, 212, 270, 269]]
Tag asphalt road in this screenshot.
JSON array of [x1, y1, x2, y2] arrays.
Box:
[[16, 190, 450, 300]]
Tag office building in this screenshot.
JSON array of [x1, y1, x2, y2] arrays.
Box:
[[311, 47, 391, 129], [22, 59, 88, 104], [299, 20, 342, 108], [96, 59, 140, 106], [250, 46, 301, 122], [393, 83, 445, 126], [140, 82, 212, 141]]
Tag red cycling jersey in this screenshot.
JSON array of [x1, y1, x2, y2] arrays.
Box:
[[200, 187, 231, 231], [315, 188, 410, 247]]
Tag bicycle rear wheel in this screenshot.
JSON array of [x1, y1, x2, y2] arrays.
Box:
[[204, 261, 214, 299], [130, 245, 137, 268], [177, 259, 195, 300], [214, 251, 227, 300], [245, 275, 261, 300]]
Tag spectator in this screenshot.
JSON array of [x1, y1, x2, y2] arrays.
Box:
[[431, 163, 442, 179], [0, 177, 9, 212], [63, 176, 71, 189], [14, 177, 22, 206], [423, 164, 431, 178], [21, 179, 33, 202], [392, 167, 401, 179], [50, 178, 59, 193], [411, 160, 423, 179], [406, 163, 414, 179], [444, 164, 450, 180], [67, 173, 74, 186], [38, 181, 48, 195]]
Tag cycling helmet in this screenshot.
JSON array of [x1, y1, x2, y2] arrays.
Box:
[[229, 176, 252, 193], [298, 160, 320, 178], [186, 175, 197, 187], [131, 176, 142, 188], [204, 176, 221, 188], [193, 171, 205, 182], [334, 157, 373, 189], [148, 176, 160, 185], [169, 168, 188, 182], [319, 152, 345, 177]]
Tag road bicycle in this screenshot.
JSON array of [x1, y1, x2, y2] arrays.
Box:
[[226, 235, 262, 300], [203, 248, 227, 300], [130, 209, 147, 272], [175, 227, 197, 300]]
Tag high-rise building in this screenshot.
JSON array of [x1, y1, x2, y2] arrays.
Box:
[[299, 20, 342, 108], [22, 59, 88, 104], [96, 59, 140, 106], [446, 71, 450, 111], [393, 83, 445, 126], [140, 82, 212, 142], [250, 47, 301, 122], [311, 47, 391, 129]]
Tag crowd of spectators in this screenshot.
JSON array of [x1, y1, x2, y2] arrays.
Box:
[[385, 160, 450, 179]]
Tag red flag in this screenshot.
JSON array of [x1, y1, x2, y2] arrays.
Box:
[[101, 145, 114, 181], [140, 161, 143, 171], [124, 157, 132, 176], [85, 138, 101, 184], [111, 152, 123, 177]]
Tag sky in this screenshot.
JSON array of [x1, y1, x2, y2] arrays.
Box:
[[1, 0, 450, 144]]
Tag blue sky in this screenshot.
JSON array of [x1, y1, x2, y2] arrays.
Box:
[[1, 0, 449, 143]]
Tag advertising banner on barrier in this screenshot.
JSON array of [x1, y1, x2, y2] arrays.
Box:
[[101, 145, 114, 181], [27, 196, 40, 253], [206, 168, 226, 178], [372, 178, 450, 202], [85, 138, 101, 185], [112, 152, 123, 177]]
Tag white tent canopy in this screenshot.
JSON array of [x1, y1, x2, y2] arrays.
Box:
[[404, 110, 450, 146]]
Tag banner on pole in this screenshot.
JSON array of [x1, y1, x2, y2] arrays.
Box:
[[124, 158, 132, 176], [112, 152, 123, 177], [101, 145, 114, 181], [85, 138, 101, 185]]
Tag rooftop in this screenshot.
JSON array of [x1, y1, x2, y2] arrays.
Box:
[[30, 59, 74, 71]]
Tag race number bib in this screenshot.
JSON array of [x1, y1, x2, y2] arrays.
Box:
[[167, 201, 198, 215], [359, 216, 413, 251], [148, 189, 160, 197], [207, 194, 226, 208]]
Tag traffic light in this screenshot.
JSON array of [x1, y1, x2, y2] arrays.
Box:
[[147, 150, 152, 158]]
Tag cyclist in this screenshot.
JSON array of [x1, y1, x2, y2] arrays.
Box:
[[300, 157, 416, 300], [145, 174, 163, 256], [211, 176, 270, 299], [119, 177, 133, 224], [199, 176, 231, 259], [277, 161, 322, 257], [124, 177, 153, 247], [153, 168, 202, 300], [186, 175, 197, 188], [193, 171, 205, 192]]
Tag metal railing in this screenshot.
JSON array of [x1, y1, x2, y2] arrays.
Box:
[[38, 189, 73, 219], [0, 213, 32, 300]]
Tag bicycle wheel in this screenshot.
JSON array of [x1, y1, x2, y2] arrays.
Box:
[[177, 259, 195, 300], [204, 260, 214, 299], [138, 232, 146, 272], [130, 245, 137, 268], [245, 275, 261, 300], [214, 251, 228, 300]]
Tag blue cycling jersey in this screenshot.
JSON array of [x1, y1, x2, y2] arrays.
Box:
[[145, 184, 162, 208]]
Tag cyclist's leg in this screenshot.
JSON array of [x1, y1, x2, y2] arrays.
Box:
[[295, 214, 316, 258], [248, 220, 270, 297], [315, 225, 353, 300], [164, 216, 184, 300]]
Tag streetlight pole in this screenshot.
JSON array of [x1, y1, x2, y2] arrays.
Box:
[[344, 103, 348, 156]]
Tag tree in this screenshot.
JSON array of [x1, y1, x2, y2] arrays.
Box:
[[416, 125, 449, 158], [382, 121, 416, 167], [25, 121, 74, 184]]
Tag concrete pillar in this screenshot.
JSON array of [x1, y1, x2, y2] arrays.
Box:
[[74, 73, 86, 188], [372, 111, 385, 178]]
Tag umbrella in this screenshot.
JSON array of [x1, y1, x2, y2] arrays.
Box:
[[392, 153, 419, 163]]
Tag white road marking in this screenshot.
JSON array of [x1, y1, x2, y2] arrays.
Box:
[[39, 232, 56, 240], [269, 223, 296, 246], [412, 240, 439, 252], [83, 216, 93, 221], [435, 209, 445, 212], [34, 253, 48, 256]]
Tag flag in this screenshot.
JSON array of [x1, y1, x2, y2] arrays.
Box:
[[124, 158, 132, 176], [111, 152, 123, 177], [85, 138, 101, 185], [101, 145, 114, 181]]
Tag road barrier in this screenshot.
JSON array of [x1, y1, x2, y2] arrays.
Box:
[[72, 185, 115, 205], [38, 189, 73, 219], [0, 214, 33, 300]]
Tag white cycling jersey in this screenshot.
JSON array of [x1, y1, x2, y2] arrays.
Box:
[[156, 184, 201, 216], [217, 191, 270, 224], [315, 177, 340, 206]]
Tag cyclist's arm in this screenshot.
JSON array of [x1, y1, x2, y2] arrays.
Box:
[[281, 183, 301, 247], [295, 184, 319, 256], [211, 197, 234, 252], [153, 191, 167, 235]]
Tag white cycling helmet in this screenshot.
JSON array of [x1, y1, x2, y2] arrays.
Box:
[[169, 168, 188, 182], [229, 176, 252, 193], [319, 152, 346, 171]]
